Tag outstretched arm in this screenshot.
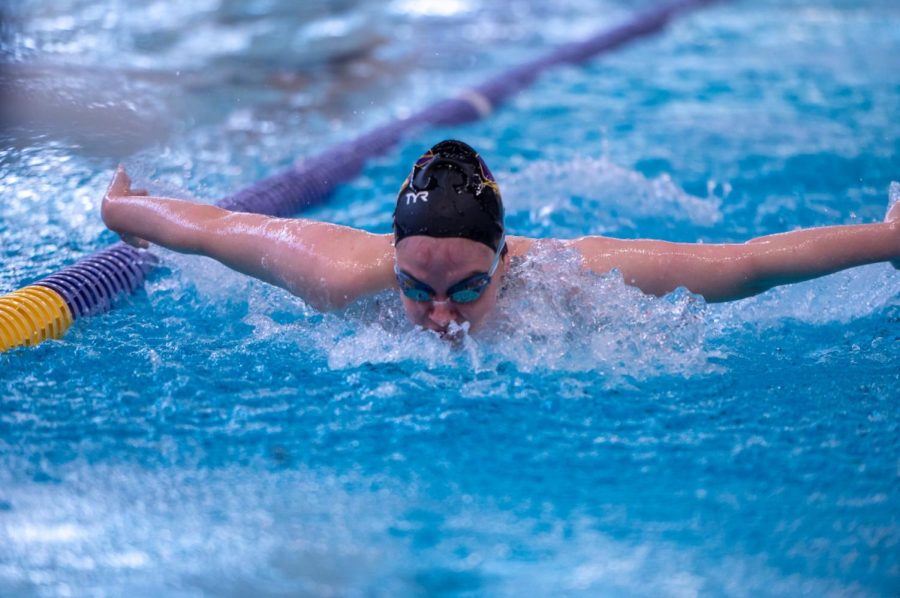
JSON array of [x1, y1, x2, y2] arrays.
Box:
[[102, 166, 395, 310], [571, 205, 899, 302]]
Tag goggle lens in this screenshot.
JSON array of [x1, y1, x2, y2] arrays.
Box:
[[394, 234, 505, 305], [404, 287, 433, 302], [448, 288, 482, 303], [395, 269, 489, 304]]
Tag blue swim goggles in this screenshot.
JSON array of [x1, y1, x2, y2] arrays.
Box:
[[395, 234, 506, 304]]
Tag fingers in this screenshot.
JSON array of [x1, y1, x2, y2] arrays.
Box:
[[114, 163, 131, 187], [104, 164, 151, 200], [886, 201, 899, 223], [888, 198, 899, 269], [105, 163, 131, 199], [121, 233, 150, 249], [887, 182, 900, 222]]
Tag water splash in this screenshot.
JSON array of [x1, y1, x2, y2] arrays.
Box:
[[476, 242, 713, 379], [285, 242, 718, 380], [147, 188, 897, 384], [501, 156, 723, 237]]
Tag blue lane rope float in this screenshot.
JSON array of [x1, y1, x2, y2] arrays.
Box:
[[1, 0, 721, 352]]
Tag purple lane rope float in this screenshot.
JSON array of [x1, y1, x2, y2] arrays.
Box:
[[0, 0, 721, 352], [0, 244, 156, 351]]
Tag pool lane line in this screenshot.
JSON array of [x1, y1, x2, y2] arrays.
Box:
[[0, 242, 156, 352], [2, 0, 725, 352]]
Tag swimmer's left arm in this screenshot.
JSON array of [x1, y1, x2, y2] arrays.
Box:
[[571, 211, 899, 302]]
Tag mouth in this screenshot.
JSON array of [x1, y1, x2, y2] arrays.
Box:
[[433, 330, 464, 346], [427, 326, 452, 339], [430, 320, 470, 341]]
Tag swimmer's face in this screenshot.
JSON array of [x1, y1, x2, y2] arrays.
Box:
[[394, 236, 507, 337]]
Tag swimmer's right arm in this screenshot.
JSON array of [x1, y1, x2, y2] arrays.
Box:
[[101, 166, 395, 310]]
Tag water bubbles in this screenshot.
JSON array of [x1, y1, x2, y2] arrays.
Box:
[[211, 214, 900, 384], [251, 241, 715, 381], [485, 242, 714, 378], [501, 156, 723, 238]]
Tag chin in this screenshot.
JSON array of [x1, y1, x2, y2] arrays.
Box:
[[446, 320, 472, 339], [423, 320, 472, 342]]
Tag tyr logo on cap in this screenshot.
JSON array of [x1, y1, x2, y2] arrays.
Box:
[[405, 191, 429, 205]]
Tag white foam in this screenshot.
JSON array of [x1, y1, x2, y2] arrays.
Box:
[[287, 242, 720, 380], [193, 233, 899, 382], [711, 263, 900, 329], [501, 156, 723, 235], [140, 169, 896, 382]]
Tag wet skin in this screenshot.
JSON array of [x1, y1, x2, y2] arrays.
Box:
[[102, 165, 900, 332]]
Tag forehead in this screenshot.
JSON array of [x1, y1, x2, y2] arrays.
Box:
[[395, 236, 493, 273]]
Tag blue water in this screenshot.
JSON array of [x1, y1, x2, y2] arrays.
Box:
[[1, 0, 899, 596]]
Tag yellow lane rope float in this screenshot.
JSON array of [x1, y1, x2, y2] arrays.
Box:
[[0, 286, 73, 352]]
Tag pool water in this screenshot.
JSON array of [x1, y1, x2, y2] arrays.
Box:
[[1, 0, 899, 595]]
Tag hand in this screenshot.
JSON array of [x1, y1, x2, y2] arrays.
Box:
[[886, 198, 900, 223], [103, 164, 150, 249], [886, 198, 899, 270]]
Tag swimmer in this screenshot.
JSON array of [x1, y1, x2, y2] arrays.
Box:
[[102, 140, 900, 336]]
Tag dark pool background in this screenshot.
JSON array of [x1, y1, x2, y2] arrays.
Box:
[[1, 0, 899, 595]]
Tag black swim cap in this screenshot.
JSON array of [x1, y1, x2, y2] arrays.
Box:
[[393, 140, 504, 252]]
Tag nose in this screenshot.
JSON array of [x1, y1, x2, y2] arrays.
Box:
[[428, 300, 458, 329]]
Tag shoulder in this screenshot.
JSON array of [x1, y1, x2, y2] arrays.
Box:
[[508, 234, 621, 258], [272, 222, 394, 309], [326, 227, 393, 272], [509, 235, 642, 276], [272, 220, 393, 263], [335, 228, 394, 259], [507, 235, 536, 257], [332, 231, 395, 302], [567, 235, 623, 254]]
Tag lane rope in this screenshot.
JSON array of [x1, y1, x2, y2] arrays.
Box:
[[1, 0, 722, 352]]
